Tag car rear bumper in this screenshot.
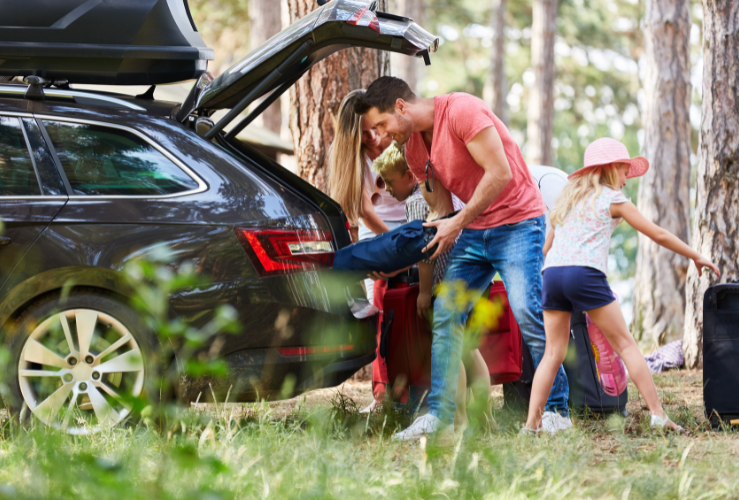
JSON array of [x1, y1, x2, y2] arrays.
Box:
[[178, 313, 377, 403]]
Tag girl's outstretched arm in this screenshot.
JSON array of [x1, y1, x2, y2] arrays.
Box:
[[611, 201, 720, 277]]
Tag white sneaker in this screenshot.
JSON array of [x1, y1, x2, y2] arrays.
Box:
[[392, 414, 454, 441], [359, 400, 379, 414], [541, 411, 573, 435]]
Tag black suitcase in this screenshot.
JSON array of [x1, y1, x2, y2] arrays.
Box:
[[703, 279, 739, 427], [564, 312, 628, 416]]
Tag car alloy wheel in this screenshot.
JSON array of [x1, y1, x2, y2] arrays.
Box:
[[17, 309, 145, 434]]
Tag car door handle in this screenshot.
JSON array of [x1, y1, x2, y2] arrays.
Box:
[[0, 236, 10, 246]]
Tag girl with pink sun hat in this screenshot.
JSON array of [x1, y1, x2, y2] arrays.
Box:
[[522, 137, 720, 434]]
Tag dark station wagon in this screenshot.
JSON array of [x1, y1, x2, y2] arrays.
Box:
[[0, 0, 438, 433]]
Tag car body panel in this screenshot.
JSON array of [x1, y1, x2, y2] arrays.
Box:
[[0, 97, 375, 402], [0, 199, 67, 288]]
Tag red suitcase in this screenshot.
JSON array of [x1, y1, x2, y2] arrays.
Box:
[[373, 278, 524, 404], [477, 281, 524, 385], [371, 279, 389, 401], [382, 281, 433, 403]]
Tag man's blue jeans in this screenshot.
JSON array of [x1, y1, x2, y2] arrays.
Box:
[[428, 215, 569, 424]]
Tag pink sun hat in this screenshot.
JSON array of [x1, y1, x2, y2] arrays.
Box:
[[569, 138, 649, 180]]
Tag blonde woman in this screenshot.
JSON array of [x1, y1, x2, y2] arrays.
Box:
[[522, 138, 720, 434], [328, 90, 406, 303]]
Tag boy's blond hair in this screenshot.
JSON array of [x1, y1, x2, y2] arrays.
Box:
[[372, 141, 408, 178], [549, 163, 622, 227]]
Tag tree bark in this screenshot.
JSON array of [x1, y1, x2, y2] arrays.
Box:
[[632, 0, 692, 349], [250, 0, 283, 134], [526, 0, 558, 166], [485, 0, 507, 124], [683, 0, 739, 368], [288, 0, 388, 192], [391, 0, 424, 94]]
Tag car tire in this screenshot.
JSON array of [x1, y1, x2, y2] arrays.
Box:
[[2, 289, 162, 434]]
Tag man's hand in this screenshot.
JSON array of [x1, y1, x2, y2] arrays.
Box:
[[422, 215, 463, 260], [417, 291, 433, 321]]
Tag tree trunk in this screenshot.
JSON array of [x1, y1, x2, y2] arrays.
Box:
[[526, 0, 557, 166], [485, 0, 507, 124], [287, 0, 388, 192], [391, 0, 424, 94], [683, 0, 739, 368], [632, 0, 692, 350], [250, 0, 283, 134]]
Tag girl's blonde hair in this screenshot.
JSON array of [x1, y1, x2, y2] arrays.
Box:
[[372, 141, 407, 178], [327, 90, 367, 227], [549, 163, 622, 227]]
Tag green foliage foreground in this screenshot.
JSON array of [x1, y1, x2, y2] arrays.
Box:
[[0, 379, 737, 500]]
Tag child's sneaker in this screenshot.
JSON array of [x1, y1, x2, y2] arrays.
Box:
[[392, 413, 453, 441], [518, 427, 543, 436], [541, 411, 573, 435]]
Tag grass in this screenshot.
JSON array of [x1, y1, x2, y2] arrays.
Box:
[[0, 370, 737, 500]]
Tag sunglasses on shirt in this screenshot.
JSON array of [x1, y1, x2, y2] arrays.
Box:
[[425, 159, 435, 193]]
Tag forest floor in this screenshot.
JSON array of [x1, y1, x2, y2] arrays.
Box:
[[0, 369, 737, 500]]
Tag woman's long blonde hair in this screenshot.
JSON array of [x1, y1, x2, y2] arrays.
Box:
[[327, 90, 367, 227], [549, 163, 621, 227]]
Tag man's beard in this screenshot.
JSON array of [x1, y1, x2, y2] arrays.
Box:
[[392, 118, 413, 145]]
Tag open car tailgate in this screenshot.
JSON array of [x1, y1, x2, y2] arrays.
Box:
[[180, 0, 438, 117]]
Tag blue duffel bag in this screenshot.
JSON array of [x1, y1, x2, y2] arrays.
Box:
[[332, 219, 437, 273]]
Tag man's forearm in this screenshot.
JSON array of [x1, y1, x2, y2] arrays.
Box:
[[455, 169, 511, 227]]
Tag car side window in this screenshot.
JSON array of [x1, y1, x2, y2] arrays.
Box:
[[22, 118, 67, 196], [41, 120, 200, 196], [0, 116, 42, 196]]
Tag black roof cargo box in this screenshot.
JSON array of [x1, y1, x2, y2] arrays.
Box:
[[0, 0, 214, 85]]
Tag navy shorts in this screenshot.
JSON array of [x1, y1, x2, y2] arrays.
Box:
[[541, 266, 616, 313]]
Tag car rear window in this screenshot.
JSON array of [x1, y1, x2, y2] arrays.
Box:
[[42, 120, 199, 196], [0, 116, 41, 196]]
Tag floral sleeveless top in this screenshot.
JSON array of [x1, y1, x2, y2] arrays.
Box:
[[543, 187, 628, 275]]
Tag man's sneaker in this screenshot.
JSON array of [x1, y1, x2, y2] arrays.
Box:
[[541, 411, 573, 435], [392, 414, 453, 441], [359, 400, 379, 414]]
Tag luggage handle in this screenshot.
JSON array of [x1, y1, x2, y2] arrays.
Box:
[[379, 310, 394, 360]]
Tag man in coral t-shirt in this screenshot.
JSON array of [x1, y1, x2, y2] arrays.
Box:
[[355, 77, 571, 440]]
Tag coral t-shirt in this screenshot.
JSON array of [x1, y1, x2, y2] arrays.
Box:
[[404, 93, 546, 230]]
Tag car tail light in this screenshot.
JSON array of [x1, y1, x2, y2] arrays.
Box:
[[346, 6, 381, 33], [278, 345, 353, 357], [236, 228, 334, 277]]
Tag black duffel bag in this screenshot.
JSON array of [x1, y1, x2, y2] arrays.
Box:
[[564, 312, 628, 416]]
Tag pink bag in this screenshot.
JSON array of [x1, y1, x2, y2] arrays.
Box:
[[585, 294, 628, 397]]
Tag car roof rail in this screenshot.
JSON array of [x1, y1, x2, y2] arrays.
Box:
[[0, 83, 146, 111]]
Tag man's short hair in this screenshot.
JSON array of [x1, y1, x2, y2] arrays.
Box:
[[372, 141, 408, 178], [354, 76, 416, 115]]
